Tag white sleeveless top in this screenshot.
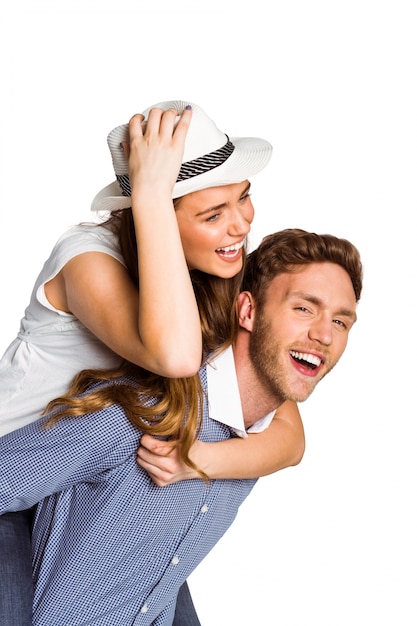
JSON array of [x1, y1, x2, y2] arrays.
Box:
[[0, 223, 125, 436]]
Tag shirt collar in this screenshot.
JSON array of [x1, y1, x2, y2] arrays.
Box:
[[206, 346, 276, 438]]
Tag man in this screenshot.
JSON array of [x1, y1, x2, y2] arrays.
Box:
[[0, 228, 362, 625]]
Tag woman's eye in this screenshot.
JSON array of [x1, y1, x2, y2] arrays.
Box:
[[240, 193, 251, 203], [206, 213, 220, 223]]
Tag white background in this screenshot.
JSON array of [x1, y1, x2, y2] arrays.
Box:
[[1, 1, 416, 624]]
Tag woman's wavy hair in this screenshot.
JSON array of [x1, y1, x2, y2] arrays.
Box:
[[45, 204, 244, 479]]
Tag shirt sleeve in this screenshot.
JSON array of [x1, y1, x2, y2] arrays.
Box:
[[0, 404, 140, 513]]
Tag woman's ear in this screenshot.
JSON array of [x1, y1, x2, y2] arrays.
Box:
[[236, 291, 255, 331]]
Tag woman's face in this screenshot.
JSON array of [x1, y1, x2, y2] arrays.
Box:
[[175, 180, 254, 278]]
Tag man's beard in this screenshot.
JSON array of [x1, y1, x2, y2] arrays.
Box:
[[249, 310, 323, 403]]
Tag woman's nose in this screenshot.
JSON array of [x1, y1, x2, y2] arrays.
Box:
[[228, 208, 252, 237]]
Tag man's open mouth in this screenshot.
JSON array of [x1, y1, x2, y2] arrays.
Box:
[[289, 350, 322, 371]]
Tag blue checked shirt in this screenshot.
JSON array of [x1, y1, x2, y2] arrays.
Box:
[[0, 348, 271, 625]]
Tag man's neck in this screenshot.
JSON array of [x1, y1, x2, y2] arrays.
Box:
[[232, 344, 284, 429]]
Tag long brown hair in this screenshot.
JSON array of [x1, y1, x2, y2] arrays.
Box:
[[44, 205, 244, 477]]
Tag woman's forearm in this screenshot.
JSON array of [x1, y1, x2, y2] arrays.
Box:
[[194, 402, 305, 479], [137, 401, 305, 485]]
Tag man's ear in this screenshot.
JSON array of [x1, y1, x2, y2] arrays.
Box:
[[236, 291, 256, 331]]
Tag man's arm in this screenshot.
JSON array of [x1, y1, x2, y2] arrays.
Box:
[[0, 405, 138, 513]]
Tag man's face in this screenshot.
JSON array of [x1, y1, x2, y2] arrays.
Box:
[[249, 262, 357, 403]]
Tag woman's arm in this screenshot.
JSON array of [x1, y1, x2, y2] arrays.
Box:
[[137, 401, 305, 486], [46, 107, 202, 378], [127, 107, 202, 376]]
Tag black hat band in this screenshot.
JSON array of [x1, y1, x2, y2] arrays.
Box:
[[116, 138, 235, 197]]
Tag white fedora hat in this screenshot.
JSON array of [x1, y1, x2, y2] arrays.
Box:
[[91, 100, 273, 212]]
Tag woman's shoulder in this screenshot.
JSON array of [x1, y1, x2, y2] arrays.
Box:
[[32, 222, 125, 290], [51, 222, 124, 265], [56, 221, 115, 246]]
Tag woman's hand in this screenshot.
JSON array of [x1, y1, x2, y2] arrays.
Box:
[[122, 106, 192, 200], [137, 433, 202, 486]]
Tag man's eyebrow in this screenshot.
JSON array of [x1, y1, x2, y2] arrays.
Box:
[[289, 291, 357, 322], [195, 182, 251, 217]]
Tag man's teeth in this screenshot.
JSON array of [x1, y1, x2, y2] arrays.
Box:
[[217, 241, 244, 253], [289, 351, 322, 367]]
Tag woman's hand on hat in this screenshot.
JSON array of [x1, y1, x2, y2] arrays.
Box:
[[121, 106, 193, 201]]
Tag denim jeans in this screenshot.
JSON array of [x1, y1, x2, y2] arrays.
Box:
[[0, 509, 34, 626], [173, 581, 202, 626]]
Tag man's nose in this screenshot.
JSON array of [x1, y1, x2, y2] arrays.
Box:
[[308, 316, 332, 345]]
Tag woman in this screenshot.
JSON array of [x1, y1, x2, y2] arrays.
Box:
[[0, 100, 303, 625]]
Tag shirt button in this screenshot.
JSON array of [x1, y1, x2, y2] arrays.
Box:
[[140, 604, 148, 613], [171, 555, 180, 565], [200, 504, 209, 513]]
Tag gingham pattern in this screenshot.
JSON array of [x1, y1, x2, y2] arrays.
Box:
[[0, 369, 256, 625]]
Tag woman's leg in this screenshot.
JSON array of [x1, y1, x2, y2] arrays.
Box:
[[173, 581, 202, 626], [0, 509, 34, 626]]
